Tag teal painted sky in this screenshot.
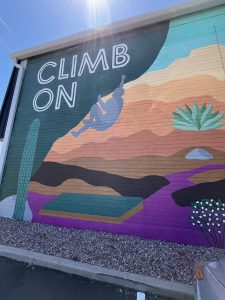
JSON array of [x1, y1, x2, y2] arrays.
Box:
[[148, 5, 225, 72]]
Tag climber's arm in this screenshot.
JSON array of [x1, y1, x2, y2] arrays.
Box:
[[97, 94, 105, 106], [97, 94, 108, 112]]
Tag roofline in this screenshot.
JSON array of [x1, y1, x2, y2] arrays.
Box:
[[11, 0, 225, 61]]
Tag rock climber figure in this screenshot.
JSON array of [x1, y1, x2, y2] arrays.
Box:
[[71, 75, 126, 137]]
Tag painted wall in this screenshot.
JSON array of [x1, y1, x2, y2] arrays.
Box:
[[1, 5, 225, 248]]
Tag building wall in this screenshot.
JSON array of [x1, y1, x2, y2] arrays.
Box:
[[1, 5, 225, 248]]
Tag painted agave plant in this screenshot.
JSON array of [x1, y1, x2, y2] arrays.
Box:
[[172, 102, 225, 131]]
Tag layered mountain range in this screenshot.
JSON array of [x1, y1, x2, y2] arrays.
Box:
[[45, 44, 225, 164]]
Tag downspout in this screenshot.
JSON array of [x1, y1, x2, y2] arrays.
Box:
[[0, 60, 27, 184]]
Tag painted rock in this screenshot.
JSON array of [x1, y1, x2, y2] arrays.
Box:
[[0, 195, 32, 221], [185, 148, 213, 160]]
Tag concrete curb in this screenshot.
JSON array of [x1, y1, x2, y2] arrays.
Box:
[[0, 244, 195, 300]]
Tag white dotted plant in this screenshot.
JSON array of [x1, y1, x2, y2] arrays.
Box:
[[190, 199, 225, 248]]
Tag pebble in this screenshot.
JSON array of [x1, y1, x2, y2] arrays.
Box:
[[0, 217, 225, 285]]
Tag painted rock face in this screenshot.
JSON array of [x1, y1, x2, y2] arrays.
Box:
[[1, 21, 169, 200]]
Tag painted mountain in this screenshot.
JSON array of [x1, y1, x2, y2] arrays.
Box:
[[27, 6, 225, 248]]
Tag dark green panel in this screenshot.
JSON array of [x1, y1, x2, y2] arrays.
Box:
[[0, 21, 169, 200], [42, 193, 143, 217]]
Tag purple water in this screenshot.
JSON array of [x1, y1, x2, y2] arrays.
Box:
[[28, 164, 225, 247]]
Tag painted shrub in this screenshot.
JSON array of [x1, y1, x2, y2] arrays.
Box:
[[1, 5, 225, 248]]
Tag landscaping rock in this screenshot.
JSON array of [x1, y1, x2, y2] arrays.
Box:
[[0, 217, 225, 285]]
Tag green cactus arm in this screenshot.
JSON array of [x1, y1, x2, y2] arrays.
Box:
[[172, 113, 193, 124], [200, 104, 213, 124], [208, 111, 219, 119], [216, 121, 225, 128], [171, 119, 193, 126], [184, 105, 193, 118], [172, 112, 188, 122], [176, 107, 193, 124], [201, 121, 225, 130], [200, 103, 207, 114], [192, 102, 201, 130], [172, 124, 198, 130], [201, 113, 225, 128]]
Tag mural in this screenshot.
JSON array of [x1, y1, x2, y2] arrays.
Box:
[[71, 75, 126, 137], [1, 5, 225, 248]]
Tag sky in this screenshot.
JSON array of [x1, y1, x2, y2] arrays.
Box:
[[0, 0, 188, 106]]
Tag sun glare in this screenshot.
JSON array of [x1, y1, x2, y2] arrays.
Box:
[[87, 0, 105, 8], [85, 0, 111, 28]]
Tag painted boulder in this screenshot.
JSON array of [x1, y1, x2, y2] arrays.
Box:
[[185, 148, 213, 160]]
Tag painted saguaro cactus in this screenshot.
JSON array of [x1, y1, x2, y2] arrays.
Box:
[[13, 118, 40, 220]]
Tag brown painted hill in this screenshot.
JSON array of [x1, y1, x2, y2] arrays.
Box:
[[127, 45, 225, 86], [46, 129, 225, 162], [62, 148, 225, 178], [47, 74, 225, 157], [46, 46, 225, 157], [46, 94, 225, 161], [31, 148, 225, 197], [29, 179, 120, 196], [124, 74, 225, 104]]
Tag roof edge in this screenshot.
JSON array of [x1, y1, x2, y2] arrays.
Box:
[[11, 0, 225, 61]]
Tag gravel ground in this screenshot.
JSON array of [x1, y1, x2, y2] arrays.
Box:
[[0, 217, 225, 285]]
